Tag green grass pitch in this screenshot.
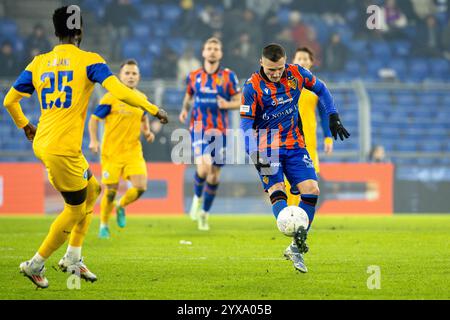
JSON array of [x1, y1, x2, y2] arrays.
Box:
[[0, 215, 449, 300]]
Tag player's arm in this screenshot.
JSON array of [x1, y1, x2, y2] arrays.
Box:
[[141, 114, 155, 143], [86, 57, 168, 124], [217, 93, 242, 110], [239, 81, 271, 173], [218, 70, 242, 110], [3, 62, 37, 141], [317, 101, 333, 154], [88, 116, 101, 154], [88, 99, 111, 154], [179, 92, 193, 124], [299, 66, 350, 141], [179, 72, 194, 123]]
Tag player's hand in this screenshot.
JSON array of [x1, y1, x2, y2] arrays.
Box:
[[329, 113, 350, 141], [250, 151, 273, 176], [144, 131, 155, 143], [179, 109, 188, 124], [23, 122, 36, 142], [89, 140, 100, 154], [217, 96, 229, 109], [324, 138, 333, 155], [156, 108, 169, 124]]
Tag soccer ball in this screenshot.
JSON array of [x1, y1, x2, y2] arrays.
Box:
[[276, 206, 309, 236]]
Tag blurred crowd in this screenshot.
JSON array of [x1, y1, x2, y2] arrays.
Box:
[[0, 0, 449, 79]]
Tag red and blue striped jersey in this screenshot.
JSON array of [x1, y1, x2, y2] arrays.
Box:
[[240, 64, 337, 151], [186, 67, 240, 133]]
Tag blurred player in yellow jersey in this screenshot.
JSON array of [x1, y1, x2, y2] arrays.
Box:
[[2, 6, 168, 289], [285, 47, 334, 206], [89, 59, 155, 239]]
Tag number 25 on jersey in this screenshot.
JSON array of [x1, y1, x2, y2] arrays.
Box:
[[41, 71, 73, 109]]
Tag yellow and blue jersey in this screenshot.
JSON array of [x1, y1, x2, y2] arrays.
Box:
[[299, 89, 332, 150], [11, 44, 113, 156], [93, 90, 146, 160]]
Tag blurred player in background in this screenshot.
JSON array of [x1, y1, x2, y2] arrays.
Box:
[[240, 44, 349, 273], [179, 37, 241, 231], [89, 59, 155, 239], [285, 47, 334, 205], [2, 6, 168, 288]]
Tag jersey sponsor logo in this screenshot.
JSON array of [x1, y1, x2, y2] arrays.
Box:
[[240, 105, 250, 113], [262, 107, 295, 121], [199, 87, 219, 94], [271, 96, 294, 107], [83, 169, 88, 180]]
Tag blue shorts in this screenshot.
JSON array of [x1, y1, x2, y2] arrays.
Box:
[[191, 130, 226, 167], [258, 148, 317, 191]]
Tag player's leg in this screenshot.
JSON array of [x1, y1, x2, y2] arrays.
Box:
[[59, 172, 101, 282], [285, 178, 301, 206], [20, 154, 88, 288], [283, 149, 318, 273], [115, 160, 148, 228], [198, 162, 222, 231], [99, 160, 121, 235], [99, 184, 118, 238], [188, 154, 208, 220]]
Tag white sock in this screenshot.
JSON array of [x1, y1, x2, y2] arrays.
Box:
[[100, 223, 108, 229], [65, 245, 81, 262], [30, 253, 46, 270]]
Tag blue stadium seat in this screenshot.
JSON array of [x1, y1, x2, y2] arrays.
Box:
[[370, 41, 391, 58], [146, 40, 163, 57], [430, 59, 449, 78], [161, 4, 182, 22], [138, 4, 159, 20], [388, 59, 407, 78], [344, 61, 361, 76], [395, 95, 416, 106], [163, 88, 184, 108], [419, 93, 440, 106], [121, 39, 143, 59], [420, 141, 443, 153], [139, 57, 153, 78], [392, 41, 411, 57], [0, 19, 18, 36], [394, 141, 419, 152], [409, 59, 429, 79], [132, 23, 151, 39]]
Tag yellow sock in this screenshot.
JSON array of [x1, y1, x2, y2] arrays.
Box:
[[119, 187, 145, 207], [69, 176, 101, 247], [38, 202, 85, 258], [100, 188, 117, 225]]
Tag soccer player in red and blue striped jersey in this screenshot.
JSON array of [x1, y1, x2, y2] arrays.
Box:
[[179, 37, 241, 230], [240, 44, 349, 272]]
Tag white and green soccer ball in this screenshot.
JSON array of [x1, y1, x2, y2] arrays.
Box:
[[276, 206, 309, 236]]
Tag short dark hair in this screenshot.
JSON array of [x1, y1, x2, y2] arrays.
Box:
[[262, 43, 286, 62], [53, 6, 82, 39], [295, 47, 314, 62], [120, 59, 139, 70]]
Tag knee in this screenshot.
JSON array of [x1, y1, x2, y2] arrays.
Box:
[[106, 188, 117, 202], [207, 172, 220, 185], [300, 184, 320, 196], [135, 188, 146, 199]]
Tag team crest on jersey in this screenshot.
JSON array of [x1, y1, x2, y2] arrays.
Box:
[[215, 76, 223, 86], [287, 76, 298, 90], [103, 171, 110, 179], [262, 176, 269, 184]]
